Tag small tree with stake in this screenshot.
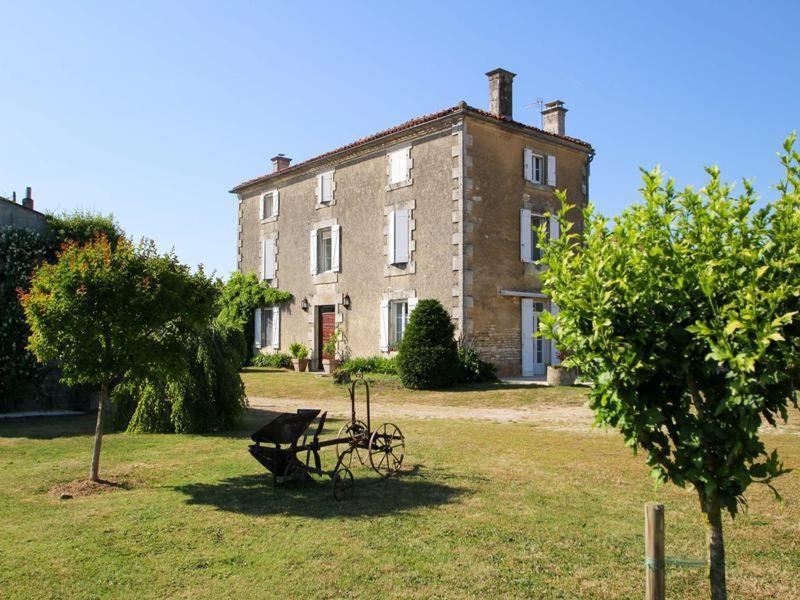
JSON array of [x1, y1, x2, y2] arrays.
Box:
[[540, 135, 800, 600], [20, 235, 215, 482]]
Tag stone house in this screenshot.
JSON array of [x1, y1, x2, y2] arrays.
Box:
[[230, 69, 594, 377]]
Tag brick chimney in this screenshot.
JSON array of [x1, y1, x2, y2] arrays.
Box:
[[271, 154, 292, 172], [486, 68, 516, 120], [22, 187, 34, 210], [541, 100, 567, 136]]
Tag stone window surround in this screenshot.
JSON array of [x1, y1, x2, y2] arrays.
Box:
[[383, 198, 416, 277], [523, 146, 556, 190], [385, 144, 413, 191], [260, 189, 279, 223], [312, 217, 339, 285], [315, 169, 337, 209], [522, 194, 554, 276], [261, 232, 279, 287]]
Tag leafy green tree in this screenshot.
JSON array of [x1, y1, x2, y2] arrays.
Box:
[[396, 299, 459, 389], [540, 135, 800, 600], [45, 210, 123, 251], [21, 235, 216, 481]]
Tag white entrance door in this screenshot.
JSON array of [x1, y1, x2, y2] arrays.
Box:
[[521, 299, 549, 377]]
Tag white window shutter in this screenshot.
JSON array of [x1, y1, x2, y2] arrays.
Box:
[[254, 308, 262, 348], [395, 209, 410, 263], [524, 148, 533, 182], [272, 307, 280, 349], [315, 174, 322, 205], [263, 239, 275, 281], [331, 224, 341, 272], [548, 155, 557, 187], [408, 296, 419, 315], [550, 302, 560, 366], [272, 191, 280, 217], [259, 194, 266, 220], [379, 299, 390, 351], [388, 211, 397, 264], [404, 147, 411, 178], [323, 172, 333, 204], [309, 230, 318, 275], [520, 208, 532, 262], [549, 214, 560, 242]]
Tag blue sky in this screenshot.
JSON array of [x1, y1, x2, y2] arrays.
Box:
[[2, 1, 798, 277]]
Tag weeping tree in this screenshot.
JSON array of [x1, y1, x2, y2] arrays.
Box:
[[541, 135, 800, 600], [21, 235, 216, 481]]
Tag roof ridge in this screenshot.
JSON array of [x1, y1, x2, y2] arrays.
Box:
[[230, 103, 591, 193]]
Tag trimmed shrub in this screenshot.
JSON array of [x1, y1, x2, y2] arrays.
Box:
[[457, 345, 498, 383], [340, 355, 397, 375], [396, 299, 459, 389], [251, 351, 292, 369]]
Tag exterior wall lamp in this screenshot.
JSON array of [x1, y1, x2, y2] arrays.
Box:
[[342, 293, 351, 310], [300, 297, 309, 311]]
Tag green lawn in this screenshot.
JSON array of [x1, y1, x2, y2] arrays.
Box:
[[1, 372, 798, 598]]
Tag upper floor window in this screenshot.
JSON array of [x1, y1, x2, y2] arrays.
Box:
[[524, 148, 557, 187], [520, 209, 559, 264], [316, 170, 335, 206], [261, 238, 275, 282], [310, 224, 341, 275], [388, 146, 411, 185], [388, 209, 410, 265], [260, 190, 279, 220]]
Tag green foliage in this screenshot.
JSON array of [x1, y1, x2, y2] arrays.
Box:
[[340, 355, 398, 375], [45, 210, 123, 251], [396, 299, 459, 389], [322, 328, 342, 358], [457, 345, 498, 383], [0, 227, 50, 407], [251, 352, 292, 369], [289, 342, 309, 360], [540, 135, 800, 518]]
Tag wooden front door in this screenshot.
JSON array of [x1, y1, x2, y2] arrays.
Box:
[[317, 306, 336, 369]]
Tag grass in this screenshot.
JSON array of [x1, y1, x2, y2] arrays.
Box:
[[241, 367, 589, 408], [0, 372, 798, 598]]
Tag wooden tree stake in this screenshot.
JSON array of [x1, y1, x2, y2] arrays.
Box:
[[645, 502, 665, 600]]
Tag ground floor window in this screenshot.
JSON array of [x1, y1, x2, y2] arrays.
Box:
[[389, 300, 409, 346], [261, 307, 274, 347]]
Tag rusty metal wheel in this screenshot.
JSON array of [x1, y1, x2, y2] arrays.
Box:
[[368, 422, 404, 477], [336, 420, 368, 467], [331, 467, 354, 501]]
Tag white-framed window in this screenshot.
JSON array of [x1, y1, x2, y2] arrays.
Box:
[[388, 146, 411, 185], [520, 209, 559, 263], [389, 300, 409, 345], [316, 170, 335, 205], [260, 190, 279, 219], [524, 148, 556, 186], [318, 227, 332, 272], [388, 209, 410, 265], [254, 306, 280, 349]]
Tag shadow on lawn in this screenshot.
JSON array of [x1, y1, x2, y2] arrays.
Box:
[[172, 465, 466, 518]]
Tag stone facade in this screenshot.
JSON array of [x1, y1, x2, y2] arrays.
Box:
[[232, 72, 593, 376]]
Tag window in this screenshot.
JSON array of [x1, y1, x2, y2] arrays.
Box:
[[262, 238, 275, 281], [261, 307, 273, 347], [388, 147, 410, 185], [317, 227, 333, 273], [389, 300, 409, 345], [530, 214, 547, 261], [260, 190, 279, 219], [532, 154, 544, 184], [389, 209, 410, 265], [318, 171, 334, 205]]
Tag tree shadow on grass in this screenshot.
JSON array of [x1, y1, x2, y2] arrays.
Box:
[[171, 464, 468, 519], [0, 414, 96, 439]]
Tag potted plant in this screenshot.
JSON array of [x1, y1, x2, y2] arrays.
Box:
[[289, 342, 310, 372], [546, 349, 577, 386], [321, 329, 341, 374]]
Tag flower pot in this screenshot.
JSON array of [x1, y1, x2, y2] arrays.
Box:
[[322, 358, 339, 374], [547, 365, 576, 386], [292, 358, 309, 372]]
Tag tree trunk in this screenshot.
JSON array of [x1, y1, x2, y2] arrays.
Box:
[[89, 381, 109, 482], [700, 491, 727, 600]]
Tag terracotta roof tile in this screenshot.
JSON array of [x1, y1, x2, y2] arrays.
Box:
[[230, 103, 591, 193]]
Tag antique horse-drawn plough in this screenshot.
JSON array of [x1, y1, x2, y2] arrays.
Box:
[[248, 376, 405, 500]]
